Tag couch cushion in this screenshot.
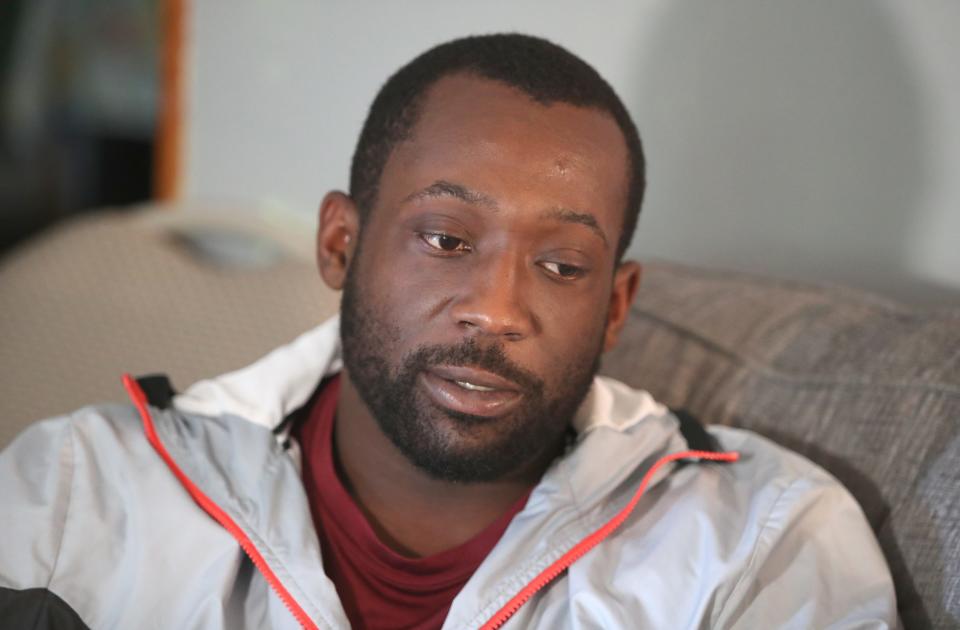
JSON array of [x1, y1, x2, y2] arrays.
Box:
[[602, 260, 960, 629]]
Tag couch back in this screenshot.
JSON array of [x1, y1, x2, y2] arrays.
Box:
[[602, 261, 960, 629], [0, 209, 338, 448]]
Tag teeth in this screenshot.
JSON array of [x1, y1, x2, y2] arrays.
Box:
[[455, 380, 496, 392]]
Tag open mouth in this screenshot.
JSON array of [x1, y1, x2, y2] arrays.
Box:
[[452, 380, 497, 392], [419, 365, 523, 418]]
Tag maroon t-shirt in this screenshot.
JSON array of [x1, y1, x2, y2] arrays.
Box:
[[295, 376, 530, 630]]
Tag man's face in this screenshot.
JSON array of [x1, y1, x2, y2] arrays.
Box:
[[337, 74, 633, 483]]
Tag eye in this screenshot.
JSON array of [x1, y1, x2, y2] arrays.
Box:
[[420, 232, 471, 253], [541, 261, 585, 280]]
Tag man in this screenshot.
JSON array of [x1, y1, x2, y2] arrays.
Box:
[[0, 34, 896, 629]]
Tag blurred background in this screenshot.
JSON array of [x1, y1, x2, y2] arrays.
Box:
[[2, 0, 959, 302], [1, 0, 158, 252], [1, 0, 959, 433]]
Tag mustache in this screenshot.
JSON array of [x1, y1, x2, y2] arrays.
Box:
[[402, 338, 544, 394]]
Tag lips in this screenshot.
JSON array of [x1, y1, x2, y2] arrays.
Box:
[[419, 365, 523, 418]]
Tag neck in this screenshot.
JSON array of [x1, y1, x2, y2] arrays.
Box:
[[333, 369, 560, 557]]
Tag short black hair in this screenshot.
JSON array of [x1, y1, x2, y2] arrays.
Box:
[[349, 33, 645, 259]]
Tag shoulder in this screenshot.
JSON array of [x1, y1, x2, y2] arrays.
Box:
[[2, 403, 148, 475], [0, 404, 153, 593], [0, 404, 260, 627], [710, 424, 828, 478], [706, 425, 848, 510], [1, 404, 194, 542], [662, 425, 880, 572], [705, 427, 896, 626], [621, 424, 896, 627], [11, 402, 149, 438]]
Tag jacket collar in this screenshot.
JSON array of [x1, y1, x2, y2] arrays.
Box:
[[162, 316, 688, 628], [173, 316, 343, 429]]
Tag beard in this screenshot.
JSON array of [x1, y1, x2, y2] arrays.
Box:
[[339, 255, 604, 483]]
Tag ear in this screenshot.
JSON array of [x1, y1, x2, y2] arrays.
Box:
[[603, 260, 642, 352], [316, 191, 360, 291]]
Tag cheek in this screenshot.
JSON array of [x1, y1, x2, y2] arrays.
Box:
[[537, 279, 611, 333], [529, 289, 609, 372], [359, 245, 452, 336]]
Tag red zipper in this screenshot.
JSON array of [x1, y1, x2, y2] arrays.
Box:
[[123, 374, 320, 630], [478, 447, 740, 629]]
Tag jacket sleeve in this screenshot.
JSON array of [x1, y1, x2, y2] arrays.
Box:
[[0, 416, 92, 629], [714, 471, 899, 629]]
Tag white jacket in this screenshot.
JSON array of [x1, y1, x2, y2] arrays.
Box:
[[0, 316, 897, 629]]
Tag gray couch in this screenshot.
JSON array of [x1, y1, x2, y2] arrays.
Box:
[[603, 261, 960, 629], [2, 212, 956, 627]]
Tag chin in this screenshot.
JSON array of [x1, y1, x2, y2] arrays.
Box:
[[394, 399, 549, 482]]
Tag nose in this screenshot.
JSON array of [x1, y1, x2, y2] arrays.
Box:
[[449, 252, 538, 341]]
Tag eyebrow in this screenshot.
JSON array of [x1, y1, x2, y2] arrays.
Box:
[[540, 207, 609, 248], [403, 179, 608, 248], [402, 180, 498, 208]]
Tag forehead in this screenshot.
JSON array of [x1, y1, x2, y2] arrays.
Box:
[[376, 74, 629, 234]]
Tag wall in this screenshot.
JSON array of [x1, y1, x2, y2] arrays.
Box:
[[183, 0, 960, 306]]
